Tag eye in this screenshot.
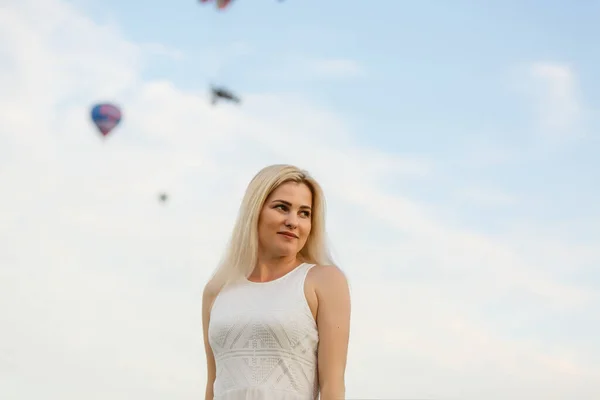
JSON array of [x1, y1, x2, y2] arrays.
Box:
[[274, 204, 288, 211], [300, 210, 311, 218]]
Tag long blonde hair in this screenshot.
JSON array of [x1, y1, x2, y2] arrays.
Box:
[[208, 164, 335, 291]]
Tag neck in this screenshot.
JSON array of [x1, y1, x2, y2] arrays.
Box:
[[251, 255, 303, 281]]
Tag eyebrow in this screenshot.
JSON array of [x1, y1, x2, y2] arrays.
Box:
[[271, 199, 312, 210]]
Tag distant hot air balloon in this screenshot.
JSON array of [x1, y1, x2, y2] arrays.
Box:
[[198, 0, 233, 10], [198, 0, 283, 10], [90, 103, 122, 138], [210, 85, 241, 106]]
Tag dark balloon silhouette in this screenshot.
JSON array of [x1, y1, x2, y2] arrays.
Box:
[[210, 85, 241, 106]]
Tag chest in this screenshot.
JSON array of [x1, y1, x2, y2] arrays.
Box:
[[208, 286, 317, 354]]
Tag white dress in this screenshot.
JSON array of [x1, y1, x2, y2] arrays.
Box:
[[208, 263, 319, 400]]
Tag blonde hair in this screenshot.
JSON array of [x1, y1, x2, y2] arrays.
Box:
[[208, 164, 335, 290]]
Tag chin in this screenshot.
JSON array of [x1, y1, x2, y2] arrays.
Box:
[[273, 246, 298, 257]]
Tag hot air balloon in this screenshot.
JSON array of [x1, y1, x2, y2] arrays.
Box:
[[198, 0, 283, 10], [210, 85, 241, 106], [198, 0, 233, 10], [90, 103, 122, 138]]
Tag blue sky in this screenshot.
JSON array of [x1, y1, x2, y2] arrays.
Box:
[[75, 0, 600, 228], [1, 0, 600, 399]]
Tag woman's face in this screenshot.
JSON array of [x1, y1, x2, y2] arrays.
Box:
[[257, 181, 313, 259]]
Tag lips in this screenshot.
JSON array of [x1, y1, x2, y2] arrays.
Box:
[[278, 231, 298, 239]]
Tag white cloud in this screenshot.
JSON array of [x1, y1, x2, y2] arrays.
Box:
[[527, 62, 584, 137], [1, 1, 600, 400], [459, 186, 518, 207]]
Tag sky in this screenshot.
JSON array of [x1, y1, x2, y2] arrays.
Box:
[[1, 0, 599, 399]]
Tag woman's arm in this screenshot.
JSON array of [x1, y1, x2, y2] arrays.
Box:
[[315, 265, 351, 400], [202, 284, 218, 400]]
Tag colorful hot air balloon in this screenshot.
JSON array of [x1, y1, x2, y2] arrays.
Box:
[[90, 103, 122, 137], [198, 0, 283, 9], [198, 0, 233, 10]]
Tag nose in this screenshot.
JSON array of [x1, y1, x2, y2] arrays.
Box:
[[285, 214, 298, 229]]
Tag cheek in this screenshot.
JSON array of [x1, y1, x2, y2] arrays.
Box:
[[300, 219, 312, 237], [258, 210, 276, 228], [257, 215, 271, 238], [258, 211, 283, 241]]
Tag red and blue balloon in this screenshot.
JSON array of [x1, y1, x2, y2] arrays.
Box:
[[90, 103, 122, 138]]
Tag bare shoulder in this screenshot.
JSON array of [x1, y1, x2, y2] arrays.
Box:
[[307, 264, 350, 298], [203, 279, 220, 299], [202, 279, 221, 313], [308, 264, 348, 283]]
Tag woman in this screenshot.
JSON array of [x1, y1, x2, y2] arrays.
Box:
[[202, 164, 351, 400]]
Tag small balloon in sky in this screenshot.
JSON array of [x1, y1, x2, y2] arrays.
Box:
[[90, 103, 122, 138], [198, 0, 284, 11], [198, 0, 233, 10], [210, 85, 241, 106]]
